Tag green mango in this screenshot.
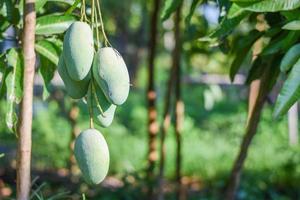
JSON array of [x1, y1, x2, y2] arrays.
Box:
[[92, 47, 130, 105], [87, 83, 117, 127], [74, 129, 110, 185], [57, 55, 90, 99], [63, 22, 94, 81]]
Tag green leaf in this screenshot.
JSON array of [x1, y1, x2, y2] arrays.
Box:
[[19, 0, 76, 14], [185, 0, 202, 26], [65, 0, 81, 14], [210, 4, 249, 38], [0, 153, 4, 158], [245, 57, 264, 84], [35, 40, 61, 65], [39, 55, 56, 100], [36, 0, 48, 11], [4, 0, 13, 21], [6, 49, 23, 103], [161, 0, 183, 21], [281, 10, 300, 21], [19, 0, 48, 13], [261, 31, 300, 55], [3, 0, 20, 24], [236, 0, 300, 12], [231, 0, 261, 2], [282, 20, 300, 30], [5, 48, 23, 133], [280, 43, 300, 72], [0, 67, 11, 99], [36, 14, 76, 35], [230, 30, 263, 81], [274, 58, 300, 117], [48, 0, 76, 5], [0, 16, 10, 32]]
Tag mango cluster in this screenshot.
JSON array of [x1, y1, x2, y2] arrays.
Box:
[[58, 21, 130, 185]]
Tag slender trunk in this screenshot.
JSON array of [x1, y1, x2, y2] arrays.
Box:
[[157, 56, 175, 200], [247, 80, 261, 123], [17, 1, 36, 200], [288, 103, 298, 146], [173, 5, 184, 200], [157, 4, 183, 200], [225, 62, 273, 200], [146, 0, 160, 198]]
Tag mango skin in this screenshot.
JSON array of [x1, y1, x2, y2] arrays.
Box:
[[57, 55, 90, 99], [87, 83, 117, 127], [63, 22, 94, 81], [93, 47, 130, 105], [74, 129, 110, 185]]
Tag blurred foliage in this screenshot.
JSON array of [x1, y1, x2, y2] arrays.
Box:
[[2, 85, 300, 199]]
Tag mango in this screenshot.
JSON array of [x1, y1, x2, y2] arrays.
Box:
[[74, 129, 110, 185], [92, 47, 130, 105], [63, 22, 94, 81], [57, 55, 90, 99], [87, 82, 117, 127]]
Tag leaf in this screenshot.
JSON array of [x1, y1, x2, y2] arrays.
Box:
[[5, 48, 23, 133], [185, 0, 202, 26], [36, 14, 76, 35], [230, 30, 263, 81], [210, 4, 249, 38], [0, 68, 11, 99], [19, 0, 48, 13], [3, 0, 20, 24], [281, 10, 300, 21], [246, 56, 280, 92], [65, 0, 81, 15], [36, 0, 48, 11], [6, 49, 23, 103], [231, 0, 260, 2], [35, 39, 61, 100], [161, 0, 183, 21], [39, 55, 56, 100], [261, 31, 300, 56], [236, 0, 300, 12], [245, 57, 264, 84], [0, 16, 10, 32], [282, 20, 300, 30], [4, 0, 13, 21], [48, 0, 76, 5], [280, 43, 300, 72], [274, 58, 300, 117], [35, 40, 61, 65]]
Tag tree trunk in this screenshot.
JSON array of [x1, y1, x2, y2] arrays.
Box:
[[225, 62, 273, 200], [173, 5, 184, 200], [157, 54, 175, 200], [146, 0, 161, 198], [157, 4, 183, 200], [17, 1, 36, 200]]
